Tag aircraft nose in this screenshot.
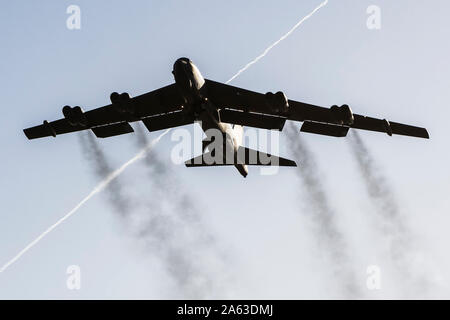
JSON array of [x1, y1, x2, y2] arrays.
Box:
[[173, 57, 190, 72], [173, 58, 192, 77]]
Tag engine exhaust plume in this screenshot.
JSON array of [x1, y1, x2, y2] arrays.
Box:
[[285, 123, 361, 298], [226, 0, 328, 84], [0, 130, 168, 274], [134, 125, 202, 220], [348, 132, 403, 224], [132, 124, 225, 298], [348, 131, 430, 296], [79, 132, 132, 215], [78, 129, 217, 297]]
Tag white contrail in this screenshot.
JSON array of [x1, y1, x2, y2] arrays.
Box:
[[0, 129, 170, 273], [226, 0, 328, 84], [1, 1, 329, 274]]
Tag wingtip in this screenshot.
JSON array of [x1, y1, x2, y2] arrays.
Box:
[[23, 128, 32, 140], [284, 160, 297, 167]]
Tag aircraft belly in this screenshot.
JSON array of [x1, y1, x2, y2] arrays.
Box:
[[197, 111, 236, 164]]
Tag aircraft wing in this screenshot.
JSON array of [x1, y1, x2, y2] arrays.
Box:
[[23, 83, 190, 139], [205, 79, 429, 139]]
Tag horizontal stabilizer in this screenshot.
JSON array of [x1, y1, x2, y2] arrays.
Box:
[[185, 146, 297, 167], [91, 122, 134, 138], [300, 121, 349, 137]]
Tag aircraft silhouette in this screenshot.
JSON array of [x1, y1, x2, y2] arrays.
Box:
[[24, 57, 429, 177]]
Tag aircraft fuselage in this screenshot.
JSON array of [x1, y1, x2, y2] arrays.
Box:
[[172, 57, 248, 177]]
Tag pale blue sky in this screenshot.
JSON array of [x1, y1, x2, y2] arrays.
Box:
[[0, 0, 449, 299]]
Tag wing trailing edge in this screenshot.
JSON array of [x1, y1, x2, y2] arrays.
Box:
[[300, 121, 349, 137]]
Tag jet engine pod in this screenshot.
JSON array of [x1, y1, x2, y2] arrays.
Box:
[[275, 91, 289, 113], [110, 92, 120, 104], [330, 105, 341, 124], [265, 91, 274, 101], [340, 104, 354, 125], [330, 104, 354, 125], [265, 91, 289, 114], [62, 105, 73, 122], [62, 105, 88, 126], [110, 92, 133, 114]]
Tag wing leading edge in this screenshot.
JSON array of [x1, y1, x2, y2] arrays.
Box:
[[24, 79, 429, 140], [23, 83, 189, 140], [204, 79, 429, 139]]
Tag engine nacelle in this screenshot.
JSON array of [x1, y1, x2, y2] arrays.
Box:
[[265, 91, 289, 114], [110, 92, 134, 114], [330, 104, 354, 125], [62, 105, 88, 126]]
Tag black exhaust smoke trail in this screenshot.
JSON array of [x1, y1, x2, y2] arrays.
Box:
[[134, 125, 207, 226], [132, 124, 223, 299], [348, 131, 430, 295], [79, 129, 222, 298], [348, 132, 403, 226], [79, 132, 132, 216], [134, 125, 199, 219], [285, 123, 361, 298]]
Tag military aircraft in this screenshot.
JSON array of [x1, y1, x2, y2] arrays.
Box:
[[24, 57, 429, 177]]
